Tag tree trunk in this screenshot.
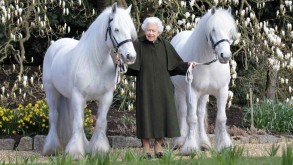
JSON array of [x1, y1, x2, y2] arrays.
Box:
[[265, 69, 278, 100]]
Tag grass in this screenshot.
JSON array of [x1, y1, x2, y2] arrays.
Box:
[[1, 145, 293, 165]]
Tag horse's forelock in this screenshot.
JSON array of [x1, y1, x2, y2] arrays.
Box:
[[112, 7, 137, 40], [206, 8, 237, 39]]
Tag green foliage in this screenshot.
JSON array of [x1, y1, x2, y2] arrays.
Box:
[[244, 100, 293, 133], [282, 145, 293, 165], [210, 147, 244, 165], [267, 144, 280, 157], [112, 75, 136, 112]]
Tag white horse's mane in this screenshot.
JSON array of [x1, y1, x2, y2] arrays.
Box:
[[70, 6, 137, 71], [183, 8, 238, 62]]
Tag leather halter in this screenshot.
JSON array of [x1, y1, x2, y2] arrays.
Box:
[[209, 34, 230, 50], [200, 34, 231, 65], [105, 18, 132, 53]]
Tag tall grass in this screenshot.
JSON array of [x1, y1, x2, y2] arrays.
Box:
[[244, 100, 293, 133]]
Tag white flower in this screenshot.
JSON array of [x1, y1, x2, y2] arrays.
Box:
[[23, 80, 27, 87], [180, 1, 186, 8], [276, 47, 283, 59], [185, 12, 190, 18], [177, 20, 183, 25], [280, 78, 285, 84], [191, 14, 195, 21], [240, 10, 245, 17], [30, 77, 34, 85], [120, 88, 125, 95], [1, 86, 5, 94], [287, 23, 292, 30], [165, 25, 171, 32], [158, 0, 162, 6], [250, 12, 255, 19], [23, 75, 27, 81], [228, 91, 234, 99], [190, 0, 195, 7]]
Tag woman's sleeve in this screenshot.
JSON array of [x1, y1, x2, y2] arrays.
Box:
[[125, 40, 140, 76], [169, 61, 189, 76], [164, 39, 189, 76]]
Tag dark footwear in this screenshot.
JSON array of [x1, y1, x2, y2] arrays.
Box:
[[144, 153, 152, 160], [155, 152, 163, 158]]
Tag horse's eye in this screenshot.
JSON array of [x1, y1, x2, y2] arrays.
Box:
[[114, 28, 119, 32]]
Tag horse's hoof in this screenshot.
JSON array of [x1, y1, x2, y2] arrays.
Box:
[[200, 144, 210, 151]]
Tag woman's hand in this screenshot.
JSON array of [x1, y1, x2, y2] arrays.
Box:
[[115, 54, 121, 65], [188, 61, 197, 69]]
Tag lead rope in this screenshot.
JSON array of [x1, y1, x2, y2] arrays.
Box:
[[185, 63, 194, 103], [114, 54, 128, 89], [185, 58, 218, 104]]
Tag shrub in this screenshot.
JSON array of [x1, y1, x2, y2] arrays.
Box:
[[0, 100, 94, 136], [244, 100, 293, 133]]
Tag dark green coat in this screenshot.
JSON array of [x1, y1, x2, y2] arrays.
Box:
[[127, 35, 189, 139]]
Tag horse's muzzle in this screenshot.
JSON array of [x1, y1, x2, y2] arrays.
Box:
[[123, 53, 136, 64], [218, 52, 231, 64]]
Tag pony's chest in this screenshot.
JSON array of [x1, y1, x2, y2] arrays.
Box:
[[194, 66, 230, 89], [75, 70, 115, 95]]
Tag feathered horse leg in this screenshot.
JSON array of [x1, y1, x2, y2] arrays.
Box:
[[65, 89, 86, 160], [215, 86, 232, 151], [88, 90, 114, 155], [181, 87, 200, 155], [173, 87, 188, 149], [197, 95, 211, 150]]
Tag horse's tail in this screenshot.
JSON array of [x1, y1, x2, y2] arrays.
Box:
[[57, 96, 73, 148]]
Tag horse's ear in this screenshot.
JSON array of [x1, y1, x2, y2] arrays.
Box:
[[126, 4, 132, 14], [227, 6, 232, 14], [112, 2, 117, 14], [211, 7, 216, 15]]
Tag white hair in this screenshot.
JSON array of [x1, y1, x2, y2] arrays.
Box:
[[141, 17, 164, 34]]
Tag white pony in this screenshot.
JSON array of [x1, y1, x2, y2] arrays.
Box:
[[171, 7, 238, 155], [42, 3, 137, 159]]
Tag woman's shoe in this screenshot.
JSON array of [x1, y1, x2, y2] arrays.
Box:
[[155, 152, 163, 158]]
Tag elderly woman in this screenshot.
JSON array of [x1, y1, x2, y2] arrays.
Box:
[[125, 17, 195, 159]]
